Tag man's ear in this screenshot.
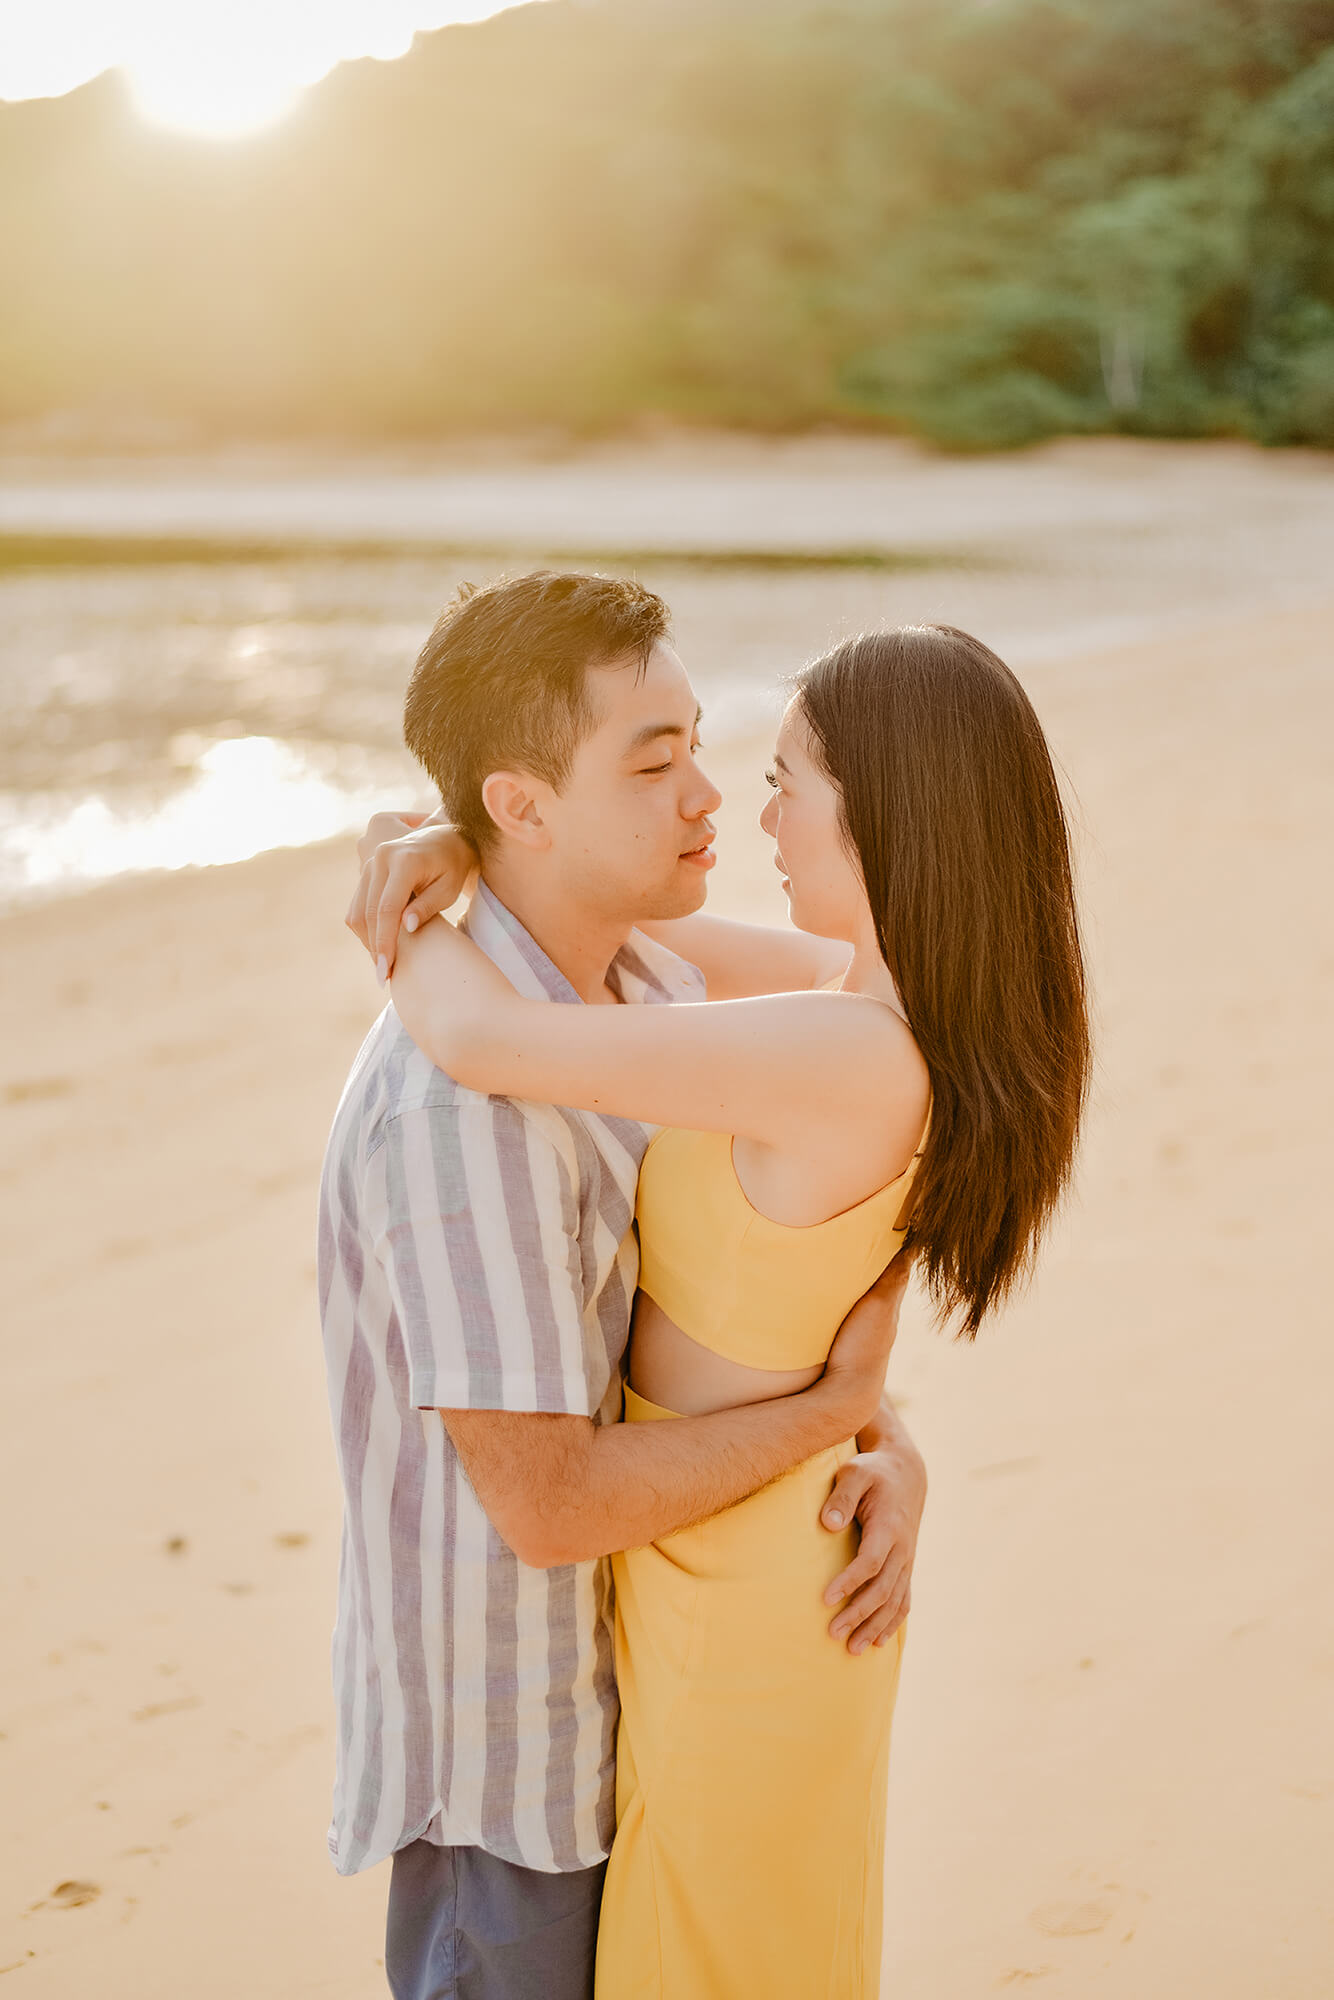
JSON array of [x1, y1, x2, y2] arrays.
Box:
[[479, 771, 552, 849]]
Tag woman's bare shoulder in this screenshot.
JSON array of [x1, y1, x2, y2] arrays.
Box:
[[839, 999, 931, 1167], [736, 1001, 929, 1220]]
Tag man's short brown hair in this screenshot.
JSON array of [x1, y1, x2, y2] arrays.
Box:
[[404, 570, 671, 852]]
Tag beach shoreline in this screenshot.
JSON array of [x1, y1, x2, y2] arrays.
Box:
[[6, 431, 1334, 923]]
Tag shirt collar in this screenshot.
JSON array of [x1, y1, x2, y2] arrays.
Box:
[[462, 879, 704, 1008]]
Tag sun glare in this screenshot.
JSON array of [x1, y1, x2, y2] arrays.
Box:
[[128, 62, 305, 141], [2, 5, 555, 142]]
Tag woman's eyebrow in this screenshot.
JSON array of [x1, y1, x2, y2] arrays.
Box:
[[773, 752, 792, 775]]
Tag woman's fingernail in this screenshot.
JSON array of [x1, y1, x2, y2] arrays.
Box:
[[376, 955, 388, 985], [825, 1510, 843, 1527], [404, 911, 419, 932]]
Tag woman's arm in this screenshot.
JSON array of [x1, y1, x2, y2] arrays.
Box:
[[347, 815, 849, 997], [389, 912, 925, 1150], [635, 913, 851, 1000], [346, 815, 478, 975]]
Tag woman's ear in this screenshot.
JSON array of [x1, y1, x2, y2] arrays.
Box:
[[479, 770, 551, 849]]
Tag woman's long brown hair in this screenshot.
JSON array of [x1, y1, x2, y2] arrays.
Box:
[[796, 624, 1091, 1336]]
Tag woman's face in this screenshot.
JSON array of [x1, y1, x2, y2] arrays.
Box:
[[759, 698, 866, 941]]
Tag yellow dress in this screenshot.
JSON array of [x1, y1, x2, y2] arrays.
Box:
[[594, 1125, 924, 2000]]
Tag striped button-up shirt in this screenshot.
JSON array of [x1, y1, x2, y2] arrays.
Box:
[[317, 882, 703, 1876]]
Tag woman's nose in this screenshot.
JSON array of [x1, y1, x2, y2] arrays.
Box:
[[759, 793, 777, 835]]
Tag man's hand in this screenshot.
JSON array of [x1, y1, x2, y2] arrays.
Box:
[[345, 814, 479, 979], [820, 1419, 926, 1655], [816, 1247, 926, 1654]]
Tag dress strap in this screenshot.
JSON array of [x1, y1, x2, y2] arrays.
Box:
[[891, 1155, 923, 1233], [890, 1105, 931, 1233]]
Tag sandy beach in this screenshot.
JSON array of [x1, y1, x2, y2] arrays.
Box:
[[1, 438, 1331, 1996]]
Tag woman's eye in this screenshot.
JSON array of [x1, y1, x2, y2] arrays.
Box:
[[764, 767, 780, 790]]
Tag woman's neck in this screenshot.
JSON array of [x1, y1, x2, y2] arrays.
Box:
[[841, 936, 909, 1023]]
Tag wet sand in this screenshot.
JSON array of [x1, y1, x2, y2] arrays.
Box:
[[7, 431, 1334, 910], [1, 440, 1331, 1995]]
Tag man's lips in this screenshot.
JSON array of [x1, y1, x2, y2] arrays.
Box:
[[680, 831, 716, 868]]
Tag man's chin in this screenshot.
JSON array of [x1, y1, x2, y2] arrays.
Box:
[[639, 870, 711, 923]]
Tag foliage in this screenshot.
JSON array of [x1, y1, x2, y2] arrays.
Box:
[[1, 0, 1332, 447]]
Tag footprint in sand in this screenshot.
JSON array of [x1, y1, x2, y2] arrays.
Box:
[[48, 1881, 101, 1910], [131, 1695, 201, 1722], [4, 1076, 74, 1106], [1029, 1899, 1114, 1938]]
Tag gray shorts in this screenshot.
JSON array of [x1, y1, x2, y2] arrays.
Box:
[[385, 1839, 606, 2000]]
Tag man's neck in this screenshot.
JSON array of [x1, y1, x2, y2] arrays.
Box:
[[478, 857, 633, 1005]]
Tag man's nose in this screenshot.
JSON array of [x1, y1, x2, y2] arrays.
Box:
[[688, 760, 724, 817]]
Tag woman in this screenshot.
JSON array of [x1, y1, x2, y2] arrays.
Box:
[[362, 623, 1090, 1998]]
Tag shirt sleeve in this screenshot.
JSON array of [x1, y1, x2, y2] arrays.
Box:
[[372, 1097, 594, 1415]]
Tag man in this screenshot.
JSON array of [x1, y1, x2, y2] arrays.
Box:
[[319, 570, 926, 2000]]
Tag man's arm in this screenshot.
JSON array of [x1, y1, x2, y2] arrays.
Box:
[[443, 1259, 909, 1570], [375, 1049, 916, 1649]]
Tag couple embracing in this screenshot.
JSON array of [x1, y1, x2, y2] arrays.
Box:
[[318, 570, 1089, 1999]]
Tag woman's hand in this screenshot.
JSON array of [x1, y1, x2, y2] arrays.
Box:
[[355, 810, 430, 869], [345, 815, 479, 980]]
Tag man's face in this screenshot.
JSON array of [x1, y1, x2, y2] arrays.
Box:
[[539, 640, 722, 925]]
